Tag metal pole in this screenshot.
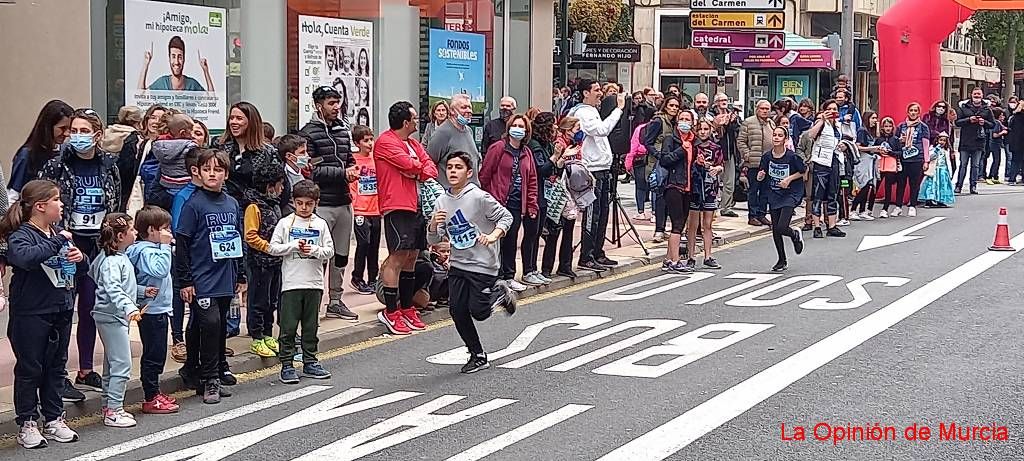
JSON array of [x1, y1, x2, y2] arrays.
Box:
[[840, 0, 855, 85], [559, 0, 570, 86]]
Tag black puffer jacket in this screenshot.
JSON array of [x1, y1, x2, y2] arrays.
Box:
[[299, 116, 355, 207], [218, 138, 280, 208]]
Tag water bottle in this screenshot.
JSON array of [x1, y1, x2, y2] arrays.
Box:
[[60, 243, 76, 290]]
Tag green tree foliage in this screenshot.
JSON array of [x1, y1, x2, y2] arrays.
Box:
[[967, 11, 1022, 97]]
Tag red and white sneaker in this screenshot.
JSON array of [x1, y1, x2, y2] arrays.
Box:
[[156, 393, 177, 405], [377, 310, 411, 335], [142, 395, 180, 414], [400, 308, 426, 331]]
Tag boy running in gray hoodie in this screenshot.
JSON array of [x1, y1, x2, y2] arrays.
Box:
[[428, 152, 517, 374]]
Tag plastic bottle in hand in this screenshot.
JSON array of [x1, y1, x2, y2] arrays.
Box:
[[60, 243, 77, 290]]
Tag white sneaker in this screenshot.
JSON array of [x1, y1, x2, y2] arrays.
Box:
[[18, 421, 46, 449], [837, 219, 851, 226], [650, 214, 656, 223], [849, 213, 863, 221], [861, 212, 876, 221], [652, 232, 665, 243], [506, 279, 528, 292], [537, 272, 552, 284], [103, 408, 137, 428], [891, 208, 902, 217], [43, 414, 79, 443], [878, 210, 889, 219], [522, 272, 546, 286], [908, 207, 917, 217]]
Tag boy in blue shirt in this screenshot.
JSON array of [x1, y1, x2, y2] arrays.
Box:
[[172, 148, 246, 404]]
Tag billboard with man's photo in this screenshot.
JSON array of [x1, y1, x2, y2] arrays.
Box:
[[124, 0, 227, 129]]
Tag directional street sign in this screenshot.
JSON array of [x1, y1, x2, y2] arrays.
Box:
[[691, 30, 786, 50], [691, 0, 786, 10], [690, 11, 785, 30]]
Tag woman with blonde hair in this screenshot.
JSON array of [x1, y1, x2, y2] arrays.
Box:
[[422, 100, 449, 147]]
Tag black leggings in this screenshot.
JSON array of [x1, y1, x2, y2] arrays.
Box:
[[770, 207, 797, 265], [499, 208, 540, 279], [663, 188, 690, 234], [901, 162, 924, 207], [879, 172, 900, 211], [851, 184, 876, 213], [541, 217, 575, 275]]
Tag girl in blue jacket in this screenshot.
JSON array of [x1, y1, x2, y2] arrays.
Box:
[[1, 179, 86, 448]]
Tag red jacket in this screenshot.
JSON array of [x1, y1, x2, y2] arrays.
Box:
[[372, 129, 438, 214], [480, 139, 539, 217]]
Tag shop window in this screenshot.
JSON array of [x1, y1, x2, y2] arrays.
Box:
[[659, 16, 691, 49]]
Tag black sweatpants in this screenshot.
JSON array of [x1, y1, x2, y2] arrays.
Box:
[[770, 207, 797, 265], [138, 312, 169, 401], [521, 207, 544, 274], [353, 215, 382, 284], [499, 209, 540, 280], [9, 310, 73, 425], [448, 267, 499, 356], [541, 217, 575, 275], [186, 296, 231, 380], [246, 262, 281, 340], [851, 184, 876, 213], [879, 172, 901, 211], [902, 161, 924, 207]]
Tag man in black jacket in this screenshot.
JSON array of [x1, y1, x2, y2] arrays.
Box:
[[481, 96, 517, 153], [711, 93, 742, 217], [955, 87, 995, 194], [298, 86, 359, 320]]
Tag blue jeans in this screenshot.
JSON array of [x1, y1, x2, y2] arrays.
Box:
[[745, 167, 766, 219], [633, 164, 650, 213], [956, 147, 985, 190], [989, 143, 1004, 179]]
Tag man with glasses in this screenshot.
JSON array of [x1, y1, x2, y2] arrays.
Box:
[[373, 101, 438, 335]]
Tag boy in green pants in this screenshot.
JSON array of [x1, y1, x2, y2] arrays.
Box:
[[267, 180, 335, 383]]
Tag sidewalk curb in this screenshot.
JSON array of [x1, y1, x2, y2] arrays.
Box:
[[0, 221, 779, 431]]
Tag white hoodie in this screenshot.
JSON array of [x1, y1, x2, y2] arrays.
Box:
[[570, 104, 622, 172]]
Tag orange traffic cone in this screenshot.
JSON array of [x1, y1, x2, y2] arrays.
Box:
[[989, 207, 1015, 251]]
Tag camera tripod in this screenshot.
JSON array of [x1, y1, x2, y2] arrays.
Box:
[[607, 164, 649, 256]]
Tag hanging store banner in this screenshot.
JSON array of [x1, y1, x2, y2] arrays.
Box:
[[428, 28, 487, 115], [297, 15, 374, 128]]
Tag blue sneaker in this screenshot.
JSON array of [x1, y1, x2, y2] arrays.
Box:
[[280, 365, 299, 384], [301, 362, 332, 379]]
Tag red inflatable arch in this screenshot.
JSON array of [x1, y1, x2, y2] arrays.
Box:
[[877, 0, 1024, 117]]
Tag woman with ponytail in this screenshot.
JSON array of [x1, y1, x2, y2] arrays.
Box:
[[3, 179, 85, 448]]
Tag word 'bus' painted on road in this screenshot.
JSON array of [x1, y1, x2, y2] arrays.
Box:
[[589, 272, 912, 310], [426, 316, 773, 378]]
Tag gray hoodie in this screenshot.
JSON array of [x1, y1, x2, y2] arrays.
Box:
[[152, 139, 198, 189], [428, 183, 513, 276]]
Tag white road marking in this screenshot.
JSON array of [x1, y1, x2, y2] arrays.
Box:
[[685, 273, 783, 305], [294, 395, 518, 461], [426, 316, 612, 365], [857, 216, 946, 251], [799, 277, 911, 310], [588, 272, 715, 301], [444, 404, 594, 461], [596, 233, 1024, 461], [143, 388, 421, 461], [725, 275, 843, 307], [593, 323, 774, 378], [68, 385, 332, 461], [501, 319, 686, 369]]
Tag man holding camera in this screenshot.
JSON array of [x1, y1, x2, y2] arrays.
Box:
[[955, 87, 994, 194]]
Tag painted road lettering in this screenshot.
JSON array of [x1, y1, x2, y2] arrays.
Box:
[[799, 277, 911, 310], [725, 275, 843, 307], [426, 315, 612, 365], [588, 272, 715, 301]]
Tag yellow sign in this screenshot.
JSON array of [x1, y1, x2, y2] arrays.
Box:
[[690, 12, 785, 30]]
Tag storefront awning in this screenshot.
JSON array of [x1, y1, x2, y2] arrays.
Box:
[[941, 50, 1001, 83], [728, 32, 834, 69]]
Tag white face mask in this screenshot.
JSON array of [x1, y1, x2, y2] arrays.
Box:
[[935, 107, 946, 115]]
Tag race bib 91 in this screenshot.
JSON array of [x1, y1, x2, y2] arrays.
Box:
[[70, 185, 105, 231]]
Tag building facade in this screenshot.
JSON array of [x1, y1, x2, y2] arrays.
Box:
[[0, 0, 556, 170]]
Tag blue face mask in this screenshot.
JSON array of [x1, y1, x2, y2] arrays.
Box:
[[68, 133, 96, 152], [509, 127, 527, 140], [456, 114, 470, 126], [573, 131, 585, 144], [295, 155, 310, 168], [677, 122, 692, 133]]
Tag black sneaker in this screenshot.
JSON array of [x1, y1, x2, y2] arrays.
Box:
[[954, 187, 962, 194], [577, 260, 608, 272], [801, 223, 814, 232], [350, 279, 374, 295], [460, 354, 491, 374], [771, 262, 788, 272], [970, 189, 979, 195], [555, 268, 578, 278], [75, 371, 102, 392], [703, 258, 722, 270], [61, 379, 85, 403], [203, 380, 222, 404], [813, 228, 824, 239], [595, 256, 619, 267], [220, 371, 237, 386], [326, 302, 359, 320], [826, 227, 847, 237], [490, 282, 517, 316], [791, 228, 804, 255], [685, 259, 697, 271]]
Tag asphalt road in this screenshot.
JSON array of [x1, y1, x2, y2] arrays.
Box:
[[4, 189, 1024, 460]]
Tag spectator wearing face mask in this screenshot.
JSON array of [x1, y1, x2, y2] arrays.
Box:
[[482, 96, 517, 153]]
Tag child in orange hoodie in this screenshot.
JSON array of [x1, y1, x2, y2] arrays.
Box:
[[349, 125, 380, 295]]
